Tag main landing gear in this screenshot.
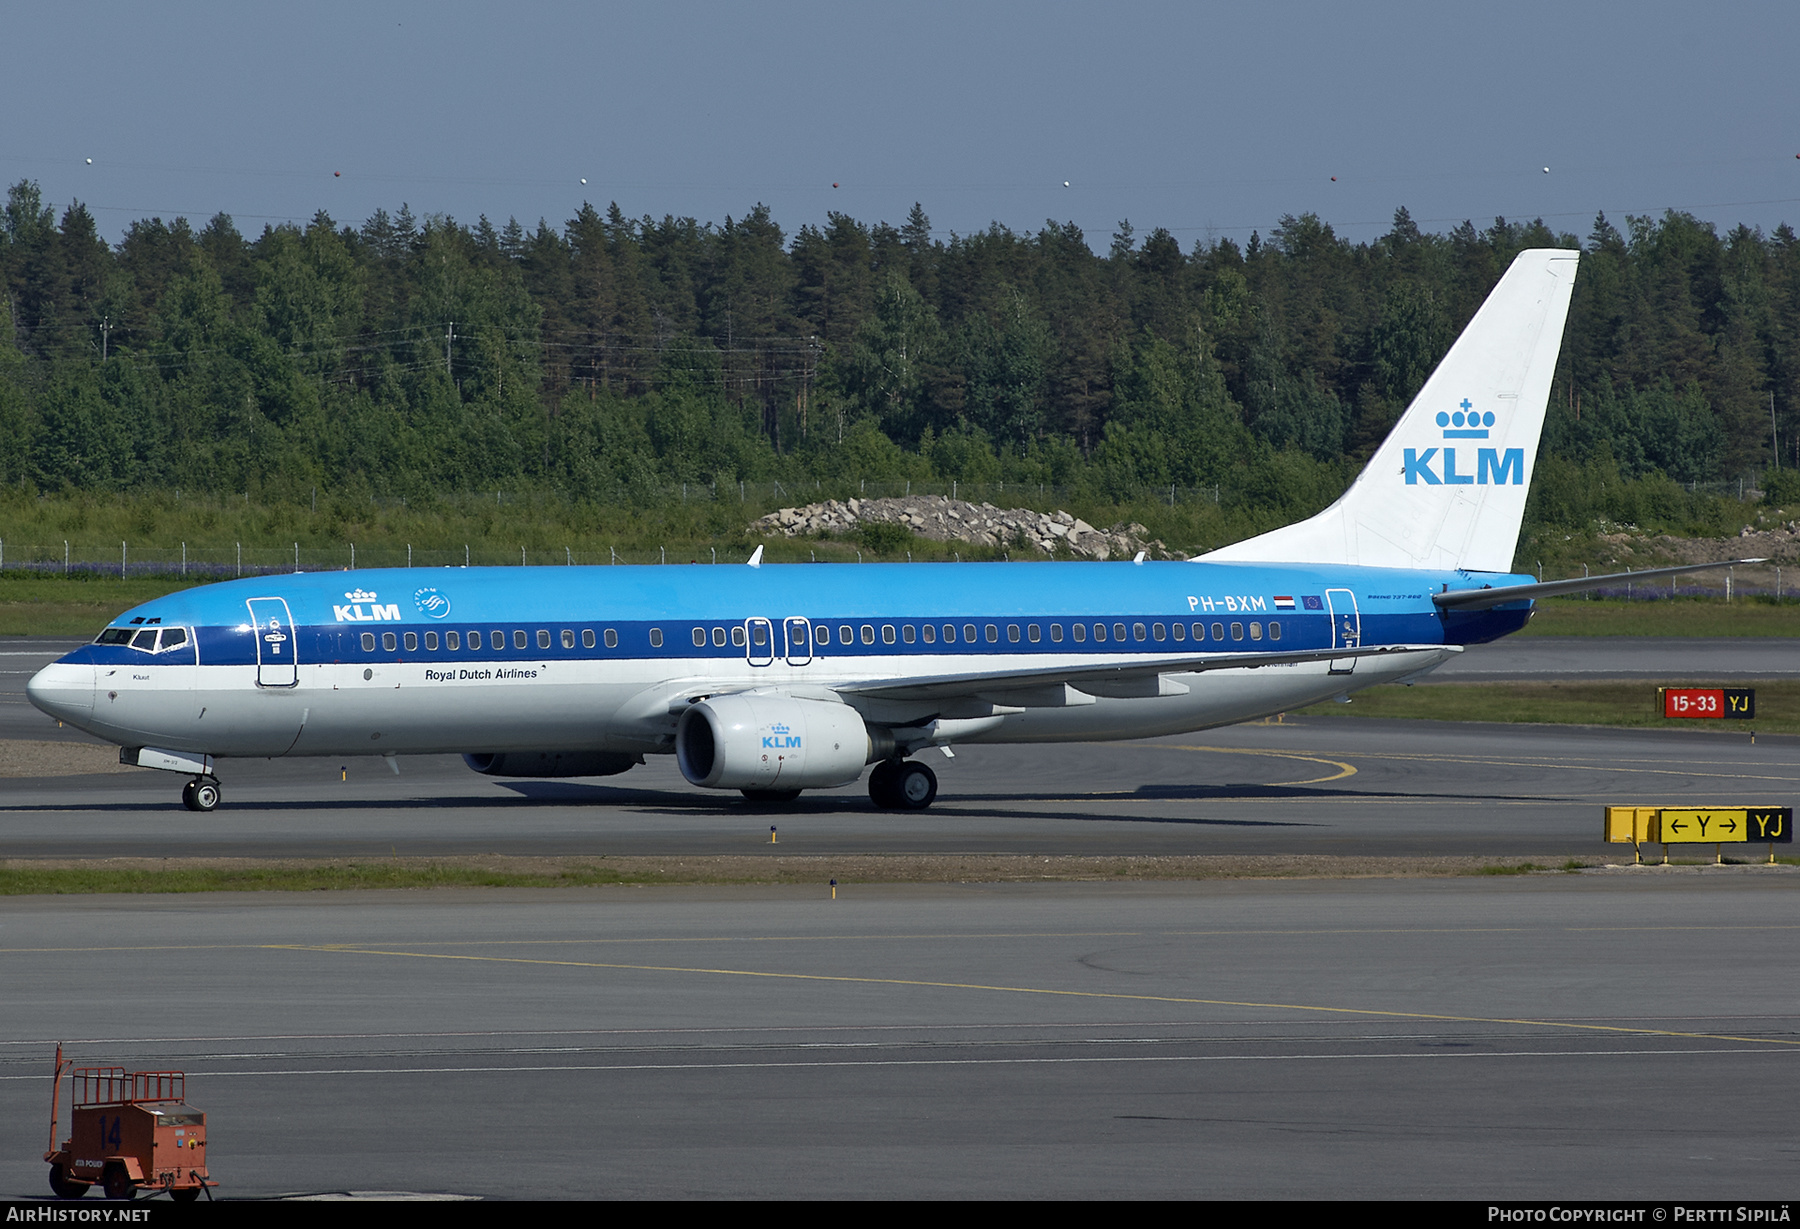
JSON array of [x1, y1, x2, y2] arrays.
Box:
[[868, 759, 937, 811], [180, 777, 221, 812]]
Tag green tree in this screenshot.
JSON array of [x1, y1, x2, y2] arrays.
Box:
[[837, 272, 944, 445]]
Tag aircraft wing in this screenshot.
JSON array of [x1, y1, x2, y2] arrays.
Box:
[[834, 643, 1457, 704], [1434, 558, 1765, 611]]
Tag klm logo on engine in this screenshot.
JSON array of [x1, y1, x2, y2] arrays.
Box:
[[1402, 398, 1524, 486], [333, 588, 402, 622], [763, 722, 802, 749]]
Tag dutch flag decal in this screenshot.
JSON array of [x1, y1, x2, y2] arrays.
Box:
[[1273, 596, 1296, 610]]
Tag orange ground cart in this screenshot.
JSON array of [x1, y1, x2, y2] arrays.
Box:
[[44, 1045, 216, 1201]]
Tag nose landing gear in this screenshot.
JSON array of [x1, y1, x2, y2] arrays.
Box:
[[180, 777, 222, 812], [868, 759, 937, 810]]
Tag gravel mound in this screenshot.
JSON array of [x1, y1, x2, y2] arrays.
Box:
[[751, 494, 1184, 560]]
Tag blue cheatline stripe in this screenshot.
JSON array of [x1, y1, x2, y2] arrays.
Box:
[[68, 609, 1485, 670], [65, 558, 1537, 669]]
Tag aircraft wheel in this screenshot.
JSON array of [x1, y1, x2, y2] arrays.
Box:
[[48, 1163, 89, 1199], [181, 780, 198, 811], [894, 760, 938, 810], [188, 779, 221, 812], [740, 787, 801, 804], [868, 760, 901, 809]]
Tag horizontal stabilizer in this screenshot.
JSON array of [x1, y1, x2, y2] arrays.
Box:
[[1434, 559, 1767, 610]]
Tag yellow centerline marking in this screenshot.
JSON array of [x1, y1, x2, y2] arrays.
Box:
[[267, 943, 1800, 1050], [1140, 745, 1358, 786]]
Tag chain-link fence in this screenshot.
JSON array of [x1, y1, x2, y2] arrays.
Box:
[[427, 479, 1224, 509], [0, 540, 780, 577]]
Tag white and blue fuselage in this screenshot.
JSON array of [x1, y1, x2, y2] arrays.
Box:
[[27, 559, 1529, 762]]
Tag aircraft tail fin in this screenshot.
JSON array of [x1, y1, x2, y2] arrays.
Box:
[[1203, 248, 1580, 573]]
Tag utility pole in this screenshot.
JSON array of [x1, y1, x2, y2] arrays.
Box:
[[1772, 392, 1780, 471], [99, 315, 111, 361], [444, 321, 456, 379]]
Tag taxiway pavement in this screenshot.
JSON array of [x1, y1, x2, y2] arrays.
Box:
[[2, 876, 1795, 1200]]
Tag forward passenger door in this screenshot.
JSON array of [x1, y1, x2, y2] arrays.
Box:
[[245, 598, 299, 688]]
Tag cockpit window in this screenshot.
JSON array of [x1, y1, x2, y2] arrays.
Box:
[[104, 626, 193, 652]]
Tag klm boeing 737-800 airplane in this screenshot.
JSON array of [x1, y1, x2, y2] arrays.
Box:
[[25, 249, 1754, 812]]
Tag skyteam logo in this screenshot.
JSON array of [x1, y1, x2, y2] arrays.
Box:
[[1404, 397, 1524, 486], [413, 587, 451, 619], [763, 722, 802, 749]]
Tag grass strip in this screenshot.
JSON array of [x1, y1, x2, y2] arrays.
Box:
[[0, 576, 213, 637], [2, 854, 1793, 895], [1519, 597, 1800, 637], [1296, 679, 1800, 734]]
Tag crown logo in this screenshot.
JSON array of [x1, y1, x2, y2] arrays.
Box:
[[1437, 398, 1495, 439], [344, 588, 379, 602]]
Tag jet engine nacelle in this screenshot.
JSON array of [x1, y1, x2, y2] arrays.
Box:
[[676, 693, 870, 791], [462, 751, 642, 778]]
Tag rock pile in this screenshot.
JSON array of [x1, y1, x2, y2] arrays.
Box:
[[1597, 526, 1800, 567], [750, 495, 1184, 560]]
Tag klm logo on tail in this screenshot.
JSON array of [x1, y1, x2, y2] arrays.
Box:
[[1402, 398, 1524, 486]]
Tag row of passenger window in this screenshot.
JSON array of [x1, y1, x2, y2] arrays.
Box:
[[359, 627, 618, 653], [356, 619, 1281, 655], [810, 620, 1280, 646]]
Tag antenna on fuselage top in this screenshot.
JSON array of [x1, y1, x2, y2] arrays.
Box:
[[747, 546, 764, 569]]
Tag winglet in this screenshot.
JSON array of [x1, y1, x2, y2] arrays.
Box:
[[747, 545, 764, 569]]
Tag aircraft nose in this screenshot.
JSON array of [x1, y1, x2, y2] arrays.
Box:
[[26, 660, 95, 720]]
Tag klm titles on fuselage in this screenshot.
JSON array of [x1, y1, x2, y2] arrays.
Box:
[[332, 588, 450, 623], [334, 601, 402, 622], [1402, 399, 1525, 486]]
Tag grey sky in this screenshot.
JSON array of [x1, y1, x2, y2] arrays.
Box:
[[4, 1, 1796, 249]]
